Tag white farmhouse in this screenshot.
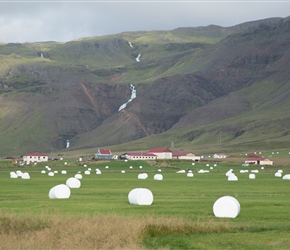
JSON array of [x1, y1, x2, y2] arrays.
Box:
[[147, 148, 172, 159], [23, 152, 48, 164]]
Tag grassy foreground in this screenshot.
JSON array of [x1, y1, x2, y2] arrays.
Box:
[[1, 156, 290, 249]]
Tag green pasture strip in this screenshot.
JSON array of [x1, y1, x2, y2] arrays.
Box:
[[1, 160, 290, 249]]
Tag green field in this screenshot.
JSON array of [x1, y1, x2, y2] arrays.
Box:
[[1, 158, 290, 249]]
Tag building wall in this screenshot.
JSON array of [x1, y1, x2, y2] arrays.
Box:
[[23, 155, 48, 164], [153, 152, 172, 159], [127, 156, 157, 160]]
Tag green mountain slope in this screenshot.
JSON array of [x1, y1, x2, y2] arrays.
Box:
[[0, 16, 290, 156]]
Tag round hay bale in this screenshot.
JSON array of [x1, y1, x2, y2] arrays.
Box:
[[275, 172, 282, 177], [282, 174, 290, 180], [16, 170, 23, 177], [54, 171, 58, 174], [10, 172, 18, 178], [61, 170, 67, 174], [48, 172, 54, 177], [213, 196, 240, 218], [158, 169, 162, 172], [192, 163, 195, 166], [121, 170, 126, 174], [177, 170, 186, 173], [187, 173, 194, 177], [75, 174, 82, 179], [228, 174, 238, 181], [154, 174, 163, 180], [96, 169, 102, 174], [66, 177, 81, 188], [49, 184, 71, 199], [41, 170, 46, 174], [249, 173, 256, 179], [128, 188, 153, 205], [21, 173, 30, 179], [84, 170, 90, 175], [138, 173, 148, 179]]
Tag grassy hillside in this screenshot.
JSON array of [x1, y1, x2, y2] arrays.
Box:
[[1, 17, 290, 156]]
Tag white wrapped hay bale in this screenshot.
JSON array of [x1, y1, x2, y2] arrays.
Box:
[[187, 173, 194, 177], [154, 174, 163, 180], [177, 170, 186, 173], [16, 170, 23, 177], [282, 174, 290, 180], [41, 170, 46, 174], [10, 172, 18, 178], [96, 169, 102, 174], [84, 170, 90, 175], [249, 173, 256, 179], [22, 172, 30, 179], [213, 196, 240, 218], [75, 173, 82, 179], [66, 177, 81, 188], [61, 170, 67, 174], [275, 172, 282, 177], [121, 170, 126, 174], [128, 188, 153, 205], [225, 169, 233, 177], [228, 174, 238, 181], [48, 172, 54, 177], [49, 184, 71, 199], [138, 173, 148, 179]]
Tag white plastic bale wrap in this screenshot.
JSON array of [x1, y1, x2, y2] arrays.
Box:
[[66, 177, 81, 188], [154, 174, 163, 180], [75, 173, 82, 179], [128, 188, 153, 205], [213, 196, 240, 218], [138, 173, 148, 179], [21, 172, 30, 179], [49, 184, 71, 199], [282, 174, 290, 180], [10, 172, 18, 178]]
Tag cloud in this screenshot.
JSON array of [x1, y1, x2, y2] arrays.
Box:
[[0, 1, 289, 43]]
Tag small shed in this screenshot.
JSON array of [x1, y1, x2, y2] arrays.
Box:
[[147, 148, 172, 159], [123, 152, 157, 160], [23, 152, 48, 164], [95, 149, 113, 160], [172, 151, 201, 161]]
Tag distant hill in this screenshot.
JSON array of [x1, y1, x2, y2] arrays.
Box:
[[0, 16, 290, 156]]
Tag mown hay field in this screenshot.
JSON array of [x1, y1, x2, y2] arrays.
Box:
[[0, 156, 290, 249]]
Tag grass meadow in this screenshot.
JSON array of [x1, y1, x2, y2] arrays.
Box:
[[1, 155, 290, 249]]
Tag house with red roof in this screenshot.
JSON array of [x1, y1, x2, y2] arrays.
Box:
[[95, 149, 113, 160], [23, 152, 48, 164], [123, 152, 157, 160], [172, 151, 201, 161], [147, 148, 172, 159], [245, 157, 273, 166]]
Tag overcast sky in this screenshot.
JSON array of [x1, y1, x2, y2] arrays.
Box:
[[0, 0, 289, 43]]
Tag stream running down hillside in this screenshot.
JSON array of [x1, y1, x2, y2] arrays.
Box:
[[118, 84, 136, 111]]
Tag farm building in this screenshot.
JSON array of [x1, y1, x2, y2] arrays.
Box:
[[213, 153, 228, 159], [147, 148, 172, 159], [123, 152, 157, 160], [172, 151, 201, 161], [245, 157, 273, 166], [23, 152, 48, 164], [95, 149, 113, 160]]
